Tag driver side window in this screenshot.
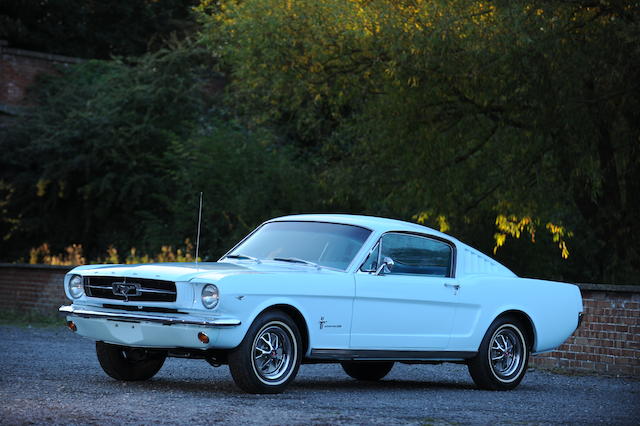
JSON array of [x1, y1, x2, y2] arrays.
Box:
[[380, 233, 452, 277]]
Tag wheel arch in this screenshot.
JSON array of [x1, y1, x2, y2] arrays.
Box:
[[257, 304, 310, 357], [494, 310, 536, 351]]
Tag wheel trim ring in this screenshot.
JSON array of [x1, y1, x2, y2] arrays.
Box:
[[487, 324, 527, 383], [250, 320, 297, 386]]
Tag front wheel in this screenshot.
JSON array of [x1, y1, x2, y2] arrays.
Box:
[[228, 310, 302, 394], [95, 342, 166, 381], [467, 316, 530, 390]]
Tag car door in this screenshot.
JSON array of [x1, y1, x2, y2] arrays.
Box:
[[351, 232, 459, 350]]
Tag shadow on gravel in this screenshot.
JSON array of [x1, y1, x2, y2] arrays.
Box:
[[98, 377, 476, 395], [88, 375, 475, 395], [291, 378, 475, 392]]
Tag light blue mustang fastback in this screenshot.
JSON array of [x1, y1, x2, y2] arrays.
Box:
[[60, 214, 583, 393]]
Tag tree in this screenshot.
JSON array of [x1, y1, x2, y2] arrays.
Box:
[[199, 0, 640, 283], [0, 40, 321, 262]]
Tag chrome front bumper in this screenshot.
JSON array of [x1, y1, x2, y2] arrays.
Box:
[[60, 305, 244, 349], [59, 305, 241, 327]]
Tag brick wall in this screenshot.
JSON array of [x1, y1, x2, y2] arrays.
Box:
[[0, 40, 81, 111], [0, 264, 638, 376], [0, 264, 71, 315], [530, 284, 640, 377]]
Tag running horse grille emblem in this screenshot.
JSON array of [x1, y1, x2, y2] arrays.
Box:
[[111, 281, 142, 302]]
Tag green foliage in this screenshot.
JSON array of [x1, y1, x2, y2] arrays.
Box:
[[0, 0, 199, 58], [1, 1, 637, 285], [0, 41, 320, 261], [1, 43, 207, 258], [199, 0, 640, 283], [164, 124, 322, 260]]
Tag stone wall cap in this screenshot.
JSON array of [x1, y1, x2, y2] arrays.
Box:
[[0, 263, 638, 292], [0, 263, 74, 271], [578, 283, 640, 293], [0, 42, 82, 64]]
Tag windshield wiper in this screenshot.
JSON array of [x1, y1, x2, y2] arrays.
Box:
[[224, 254, 261, 263], [272, 257, 321, 269]]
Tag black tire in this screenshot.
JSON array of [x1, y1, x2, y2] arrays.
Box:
[[228, 310, 302, 394], [467, 316, 530, 391], [341, 361, 394, 381], [95, 342, 166, 381]]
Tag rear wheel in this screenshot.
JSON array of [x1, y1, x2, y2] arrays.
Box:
[[341, 361, 394, 381], [228, 310, 302, 394], [95, 342, 166, 381], [467, 316, 530, 390]]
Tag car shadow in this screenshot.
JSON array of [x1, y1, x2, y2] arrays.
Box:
[[291, 378, 476, 392]]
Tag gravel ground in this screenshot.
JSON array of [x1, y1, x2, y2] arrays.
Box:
[[0, 325, 638, 425]]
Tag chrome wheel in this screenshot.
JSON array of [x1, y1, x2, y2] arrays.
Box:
[[251, 321, 296, 385], [229, 310, 302, 393], [488, 324, 526, 382]]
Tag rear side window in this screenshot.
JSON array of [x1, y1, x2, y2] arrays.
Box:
[[380, 233, 452, 277]]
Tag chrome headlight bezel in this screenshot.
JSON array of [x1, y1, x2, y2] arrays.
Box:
[[201, 284, 219, 309], [68, 274, 84, 299]]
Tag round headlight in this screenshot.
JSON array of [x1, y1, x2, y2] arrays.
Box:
[[68, 275, 84, 299], [201, 284, 219, 309]]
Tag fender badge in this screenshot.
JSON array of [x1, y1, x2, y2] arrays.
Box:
[[319, 316, 327, 330]]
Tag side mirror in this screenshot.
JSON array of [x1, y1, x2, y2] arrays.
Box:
[[375, 256, 395, 275]]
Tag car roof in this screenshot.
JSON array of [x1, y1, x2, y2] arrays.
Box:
[[269, 214, 459, 242]]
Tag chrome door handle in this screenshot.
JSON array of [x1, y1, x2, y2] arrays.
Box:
[[444, 283, 460, 294]]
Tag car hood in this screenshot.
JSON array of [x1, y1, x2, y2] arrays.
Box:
[[70, 261, 338, 282]]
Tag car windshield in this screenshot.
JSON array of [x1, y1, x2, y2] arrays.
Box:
[[225, 221, 372, 271]]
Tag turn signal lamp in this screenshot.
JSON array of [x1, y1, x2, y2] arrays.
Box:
[[198, 332, 209, 344]]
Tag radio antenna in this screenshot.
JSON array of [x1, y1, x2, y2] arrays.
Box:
[[195, 192, 203, 267]]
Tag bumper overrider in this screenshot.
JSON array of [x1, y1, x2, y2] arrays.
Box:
[[59, 305, 241, 349]]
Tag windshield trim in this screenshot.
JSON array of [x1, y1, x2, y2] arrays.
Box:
[[219, 220, 374, 272]]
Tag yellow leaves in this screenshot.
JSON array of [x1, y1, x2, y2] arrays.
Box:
[[36, 179, 50, 197], [414, 211, 430, 225], [104, 245, 119, 264], [35, 178, 67, 199], [494, 233, 506, 252], [493, 214, 572, 259], [493, 214, 536, 254], [29, 243, 85, 265], [546, 222, 573, 259], [384, 60, 397, 78], [437, 215, 450, 233], [309, 62, 324, 73], [27, 239, 198, 265], [413, 211, 450, 233], [495, 214, 534, 240]]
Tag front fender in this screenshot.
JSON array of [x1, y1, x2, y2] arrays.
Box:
[[213, 296, 312, 351]]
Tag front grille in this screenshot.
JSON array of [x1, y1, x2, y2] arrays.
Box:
[[102, 304, 184, 314], [84, 276, 177, 302]]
